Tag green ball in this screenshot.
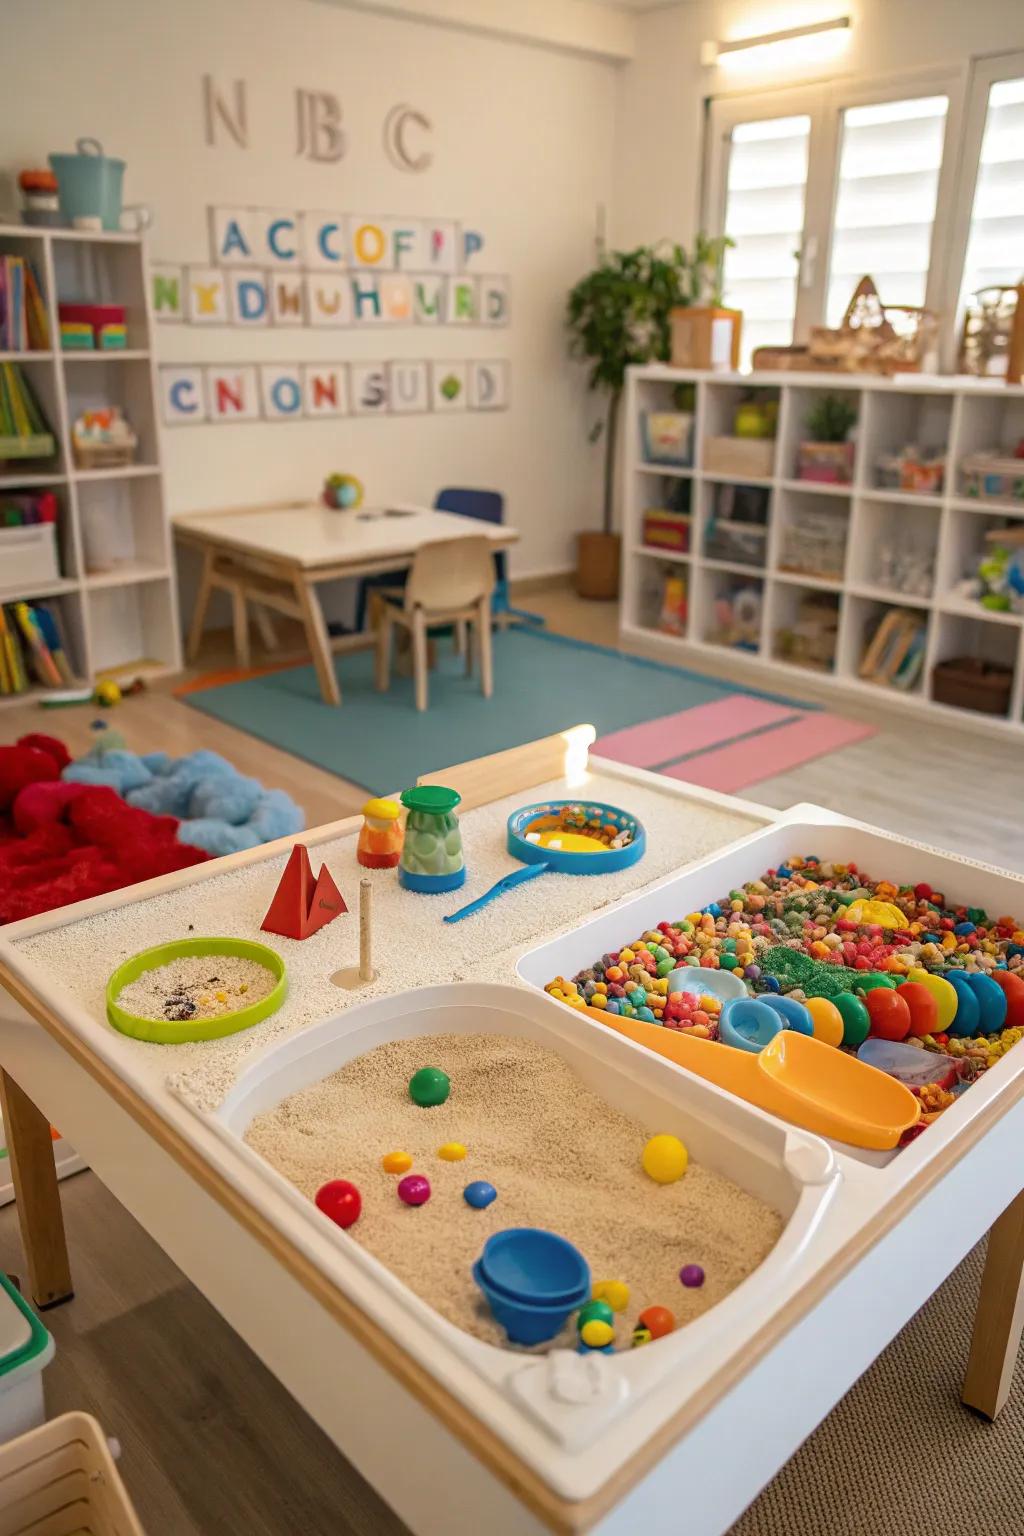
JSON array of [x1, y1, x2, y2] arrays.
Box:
[[409, 1066, 450, 1107], [576, 1299, 614, 1333], [833, 992, 871, 1048]]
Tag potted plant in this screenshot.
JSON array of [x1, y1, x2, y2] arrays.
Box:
[[797, 394, 858, 484], [566, 243, 695, 599]]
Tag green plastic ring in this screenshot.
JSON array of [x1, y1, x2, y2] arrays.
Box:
[[106, 936, 287, 1044]]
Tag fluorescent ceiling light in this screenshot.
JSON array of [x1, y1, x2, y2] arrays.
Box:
[[702, 15, 851, 69]]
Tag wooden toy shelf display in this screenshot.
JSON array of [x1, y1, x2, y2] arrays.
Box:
[[622, 366, 1024, 738], [0, 224, 180, 704]]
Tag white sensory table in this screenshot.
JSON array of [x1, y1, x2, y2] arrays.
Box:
[[173, 501, 518, 705], [0, 729, 1022, 1536]]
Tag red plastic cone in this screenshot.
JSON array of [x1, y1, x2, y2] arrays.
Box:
[[261, 845, 347, 939]]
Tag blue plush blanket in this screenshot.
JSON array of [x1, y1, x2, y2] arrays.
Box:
[[64, 746, 304, 857]]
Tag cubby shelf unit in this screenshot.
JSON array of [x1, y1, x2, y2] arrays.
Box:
[[622, 366, 1024, 738], [0, 223, 180, 705]]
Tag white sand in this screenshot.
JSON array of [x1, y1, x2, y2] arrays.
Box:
[[244, 1032, 783, 1353], [13, 771, 762, 1110], [117, 954, 276, 1022]]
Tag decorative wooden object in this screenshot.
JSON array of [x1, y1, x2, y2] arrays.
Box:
[[670, 306, 742, 372], [261, 844, 347, 939], [331, 877, 376, 990]]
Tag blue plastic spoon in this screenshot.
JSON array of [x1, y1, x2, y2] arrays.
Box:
[[443, 862, 549, 923]]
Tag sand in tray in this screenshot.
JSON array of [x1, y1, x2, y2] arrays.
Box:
[[244, 1033, 784, 1351], [117, 955, 277, 1022]]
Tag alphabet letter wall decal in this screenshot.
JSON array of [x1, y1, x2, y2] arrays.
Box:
[[295, 89, 346, 162], [203, 75, 248, 148]]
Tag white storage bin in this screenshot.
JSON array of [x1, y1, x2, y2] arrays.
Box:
[[0, 1272, 54, 1444], [0, 1411, 144, 1536], [0, 524, 59, 592]]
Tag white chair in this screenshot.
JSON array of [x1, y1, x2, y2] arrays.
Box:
[[374, 536, 494, 711]]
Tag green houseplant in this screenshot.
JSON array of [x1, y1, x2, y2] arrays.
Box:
[[566, 242, 694, 598], [798, 393, 859, 485], [566, 238, 732, 598]]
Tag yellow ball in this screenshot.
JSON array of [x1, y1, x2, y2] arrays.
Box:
[[804, 996, 844, 1048], [593, 1280, 630, 1312], [580, 1319, 615, 1348], [642, 1133, 688, 1184], [437, 1142, 467, 1161], [382, 1150, 413, 1174], [907, 968, 960, 1032]]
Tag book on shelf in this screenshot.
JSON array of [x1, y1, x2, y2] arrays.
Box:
[[0, 360, 55, 458], [0, 599, 73, 694], [0, 255, 50, 351]]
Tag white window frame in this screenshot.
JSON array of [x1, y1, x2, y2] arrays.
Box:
[[942, 50, 1024, 368], [703, 65, 967, 354]]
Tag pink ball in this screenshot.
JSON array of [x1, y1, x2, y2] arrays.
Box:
[[398, 1174, 431, 1207]]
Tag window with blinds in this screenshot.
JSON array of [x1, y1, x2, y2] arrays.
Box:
[[720, 114, 811, 368], [826, 95, 949, 325], [960, 77, 1024, 303]]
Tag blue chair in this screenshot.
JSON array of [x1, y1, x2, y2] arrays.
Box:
[[434, 488, 544, 629]]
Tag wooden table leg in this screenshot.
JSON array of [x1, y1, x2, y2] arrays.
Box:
[[0, 1070, 73, 1309], [962, 1188, 1024, 1419], [185, 547, 216, 662], [292, 575, 341, 706]]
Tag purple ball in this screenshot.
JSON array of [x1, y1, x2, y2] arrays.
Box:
[[398, 1174, 431, 1207], [679, 1263, 705, 1288]]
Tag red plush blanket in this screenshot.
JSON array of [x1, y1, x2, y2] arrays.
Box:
[[0, 734, 209, 925]]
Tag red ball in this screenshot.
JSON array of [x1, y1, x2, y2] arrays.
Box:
[[990, 971, 1024, 1030], [894, 982, 937, 1038], [866, 988, 911, 1041], [315, 1179, 362, 1229], [638, 1305, 675, 1339]]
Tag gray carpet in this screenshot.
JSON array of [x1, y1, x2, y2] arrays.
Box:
[[1, 1175, 1020, 1534]]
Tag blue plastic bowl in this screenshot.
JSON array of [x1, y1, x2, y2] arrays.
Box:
[[666, 967, 747, 1003], [757, 993, 814, 1035], [719, 997, 783, 1053], [472, 1260, 588, 1346], [478, 1228, 590, 1304]]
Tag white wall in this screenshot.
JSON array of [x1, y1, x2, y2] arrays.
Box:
[[1, 0, 620, 581], [613, 0, 1024, 248]]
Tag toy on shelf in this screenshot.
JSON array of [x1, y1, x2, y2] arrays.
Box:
[[357, 796, 403, 868], [643, 508, 690, 553], [106, 936, 286, 1044], [778, 506, 846, 581], [776, 593, 839, 673], [873, 529, 934, 597], [331, 878, 376, 990], [703, 390, 778, 479], [709, 584, 761, 651], [704, 482, 769, 568], [796, 395, 857, 484], [71, 408, 137, 469], [952, 530, 1024, 617], [18, 169, 61, 227], [48, 139, 150, 234], [444, 799, 645, 923], [961, 444, 1024, 504], [640, 410, 693, 468], [658, 572, 688, 636], [876, 445, 944, 496], [859, 608, 926, 690], [262, 844, 347, 939], [399, 785, 465, 894], [58, 302, 126, 351], [321, 472, 364, 510]]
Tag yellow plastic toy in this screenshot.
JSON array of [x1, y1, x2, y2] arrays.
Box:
[[906, 968, 959, 1031], [593, 1280, 630, 1312], [584, 1005, 919, 1151], [844, 898, 907, 929], [382, 1150, 413, 1174], [641, 1134, 688, 1184], [580, 1319, 615, 1348], [437, 1142, 467, 1161], [804, 996, 845, 1048]]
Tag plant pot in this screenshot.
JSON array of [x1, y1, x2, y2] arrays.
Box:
[[797, 440, 855, 484], [576, 531, 620, 600]]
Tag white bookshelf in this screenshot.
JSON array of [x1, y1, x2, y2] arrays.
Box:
[[621, 365, 1024, 740], [0, 224, 180, 705]]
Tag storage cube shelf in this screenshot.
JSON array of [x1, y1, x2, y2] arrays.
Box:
[[0, 224, 179, 704], [623, 366, 1024, 736]]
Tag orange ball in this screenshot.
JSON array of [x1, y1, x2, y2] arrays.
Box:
[[638, 1305, 675, 1339], [804, 996, 844, 1048]]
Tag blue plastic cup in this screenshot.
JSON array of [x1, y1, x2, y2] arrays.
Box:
[[472, 1261, 587, 1345], [758, 993, 814, 1035], [719, 997, 783, 1053], [473, 1229, 591, 1344]]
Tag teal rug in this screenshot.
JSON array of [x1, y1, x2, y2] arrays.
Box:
[[182, 629, 809, 793]]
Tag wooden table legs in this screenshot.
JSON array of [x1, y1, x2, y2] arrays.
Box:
[[962, 1188, 1024, 1419], [0, 1070, 73, 1309]]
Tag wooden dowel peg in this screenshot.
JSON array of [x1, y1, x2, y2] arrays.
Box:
[[331, 877, 377, 990]]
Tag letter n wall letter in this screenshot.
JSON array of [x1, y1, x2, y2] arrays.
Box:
[[202, 75, 248, 149]]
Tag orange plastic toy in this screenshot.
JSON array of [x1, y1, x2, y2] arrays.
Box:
[[357, 797, 403, 870], [580, 1003, 920, 1150], [262, 845, 347, 939]]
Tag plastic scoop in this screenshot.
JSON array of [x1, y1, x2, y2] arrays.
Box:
[[579, 1004, 920, 1150]]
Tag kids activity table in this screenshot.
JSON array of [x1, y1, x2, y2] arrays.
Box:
[[0, 727, 1022, 1536], [173, 501, 518, 705]]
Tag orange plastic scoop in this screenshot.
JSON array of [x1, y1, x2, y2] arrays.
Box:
[[582, 1005, 920, 1150]]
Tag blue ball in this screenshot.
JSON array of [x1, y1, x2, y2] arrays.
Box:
[[464, 1180, 497, 1209], [763, 975, 781, 993]]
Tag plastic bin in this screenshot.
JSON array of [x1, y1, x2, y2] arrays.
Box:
[[961, 452, 1024, 504], [0, 1411, 144, 1535], [640, 411, 693, 467], [0, 1272, 54, 1443], [0, 524, 59, 591]]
